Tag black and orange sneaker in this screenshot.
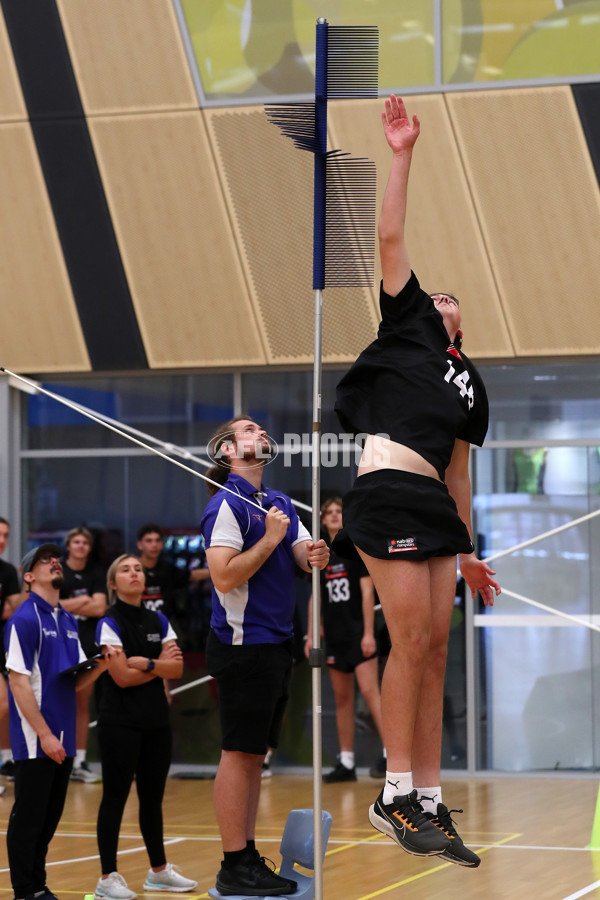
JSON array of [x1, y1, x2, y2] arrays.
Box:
[[368, 789, 451, 856], [424, 803, 481, 868]]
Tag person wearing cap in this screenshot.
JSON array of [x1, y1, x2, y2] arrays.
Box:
[[4, 544, 120, 900]]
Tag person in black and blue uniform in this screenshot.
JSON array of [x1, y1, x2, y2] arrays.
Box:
[[93, 554, 197, 900], [5, 543, 118, 900], [334, 95, 501, 867], [201, 416, 329, 898]]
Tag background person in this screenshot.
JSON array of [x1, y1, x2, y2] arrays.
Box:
[[306, 497, 386, 782], [5, 543, 119, 900], [0, 516, 22, 788], [334, 95, 500, 867], [202, 416, 329, 897], [136, 523, 210, 618], [94, 554, 197, 900], [59, 526, 107, 783]]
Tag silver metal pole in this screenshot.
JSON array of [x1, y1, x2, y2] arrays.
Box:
[[310, 287, 324, 900]]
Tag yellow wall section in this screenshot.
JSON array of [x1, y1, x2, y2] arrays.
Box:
[[57, 0, 198, 114], [0, 124, 90, 373]]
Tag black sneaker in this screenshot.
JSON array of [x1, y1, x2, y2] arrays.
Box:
[[369, 788, 451, 856], [0, 759, 15, 780], [215, 854, 296, 896], [323, 761, 356, 783], [369, 756, 386, 779], [425, 803, 481, 867], [248, 850, 297, 894]]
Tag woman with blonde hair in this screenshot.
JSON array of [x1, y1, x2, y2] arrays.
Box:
[[93, 554, 197, 900]]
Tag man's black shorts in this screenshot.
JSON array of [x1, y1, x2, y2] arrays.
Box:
[[207, 630, 293, 755], [333, 469, 473, 561]]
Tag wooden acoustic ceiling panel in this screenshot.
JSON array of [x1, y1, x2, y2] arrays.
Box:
[[88, 110, 267, 368], [205, 106, 379, 365], [329, 96, 515, 361], [56, 0, 197, 114], [448, 87, 600, 356], [0, 123, 90, 373], [0, 9, 26, 121]]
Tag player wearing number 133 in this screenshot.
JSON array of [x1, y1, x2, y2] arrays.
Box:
[[333, 94, 501, 867]]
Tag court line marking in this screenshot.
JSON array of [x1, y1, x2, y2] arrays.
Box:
[[0, 837, 185, 874], [353, 834, 521, 900], [562, 880, 600, 900]]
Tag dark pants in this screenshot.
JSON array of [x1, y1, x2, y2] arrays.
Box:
[[7, 756, 73, 897], [97, 724, 171, 874]]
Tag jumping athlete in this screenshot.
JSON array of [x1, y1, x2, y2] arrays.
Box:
[[334, 95, 501, 867]]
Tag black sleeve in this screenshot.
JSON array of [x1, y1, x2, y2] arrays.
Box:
[[456, 361, 489, 447], [377, 272, 432, 334]]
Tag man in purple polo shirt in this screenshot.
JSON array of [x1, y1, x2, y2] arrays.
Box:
[[201, 417, 329, 898], [5, 544, 119, 900]]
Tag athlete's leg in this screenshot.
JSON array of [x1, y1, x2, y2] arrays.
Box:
[[412, 555, 457, 786], [357, 552, 431, 773], [213, 750, 264, 851]]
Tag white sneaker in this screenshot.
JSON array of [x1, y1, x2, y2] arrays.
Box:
[[143, 864, 197, 892], [95, 872, 137, 900], [71, 761, 102, 783]]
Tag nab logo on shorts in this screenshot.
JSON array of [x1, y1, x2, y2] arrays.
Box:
[[388, 538, 418, 553]]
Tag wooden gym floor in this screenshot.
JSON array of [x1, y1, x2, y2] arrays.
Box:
[[1, 773, 599, 900]]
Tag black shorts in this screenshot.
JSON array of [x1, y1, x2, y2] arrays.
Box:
[[207, 630, 293, 755], [326, 638, 376, 674], [333, 469, 473, 562]]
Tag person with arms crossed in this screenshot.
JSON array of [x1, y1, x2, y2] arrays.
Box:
[[59, 526, 108, 783], [0, 516, 22, 788], [5, 544, 119, 900], [334, 95, 501, 867], [201, 416, 329, 897], [136, 523, 210, 617], [93, 554, 197, 900]]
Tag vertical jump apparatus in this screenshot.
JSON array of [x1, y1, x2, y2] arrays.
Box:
[[266, 19, 378, 900]]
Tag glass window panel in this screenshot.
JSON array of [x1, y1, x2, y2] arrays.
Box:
[[181, 0, 434, 100], [23, 374, 233, 451]]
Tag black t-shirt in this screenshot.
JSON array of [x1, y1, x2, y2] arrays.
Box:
[[96, 599, 171, 730], [141, 558, 190, 617], [0, 559, 19, 619], [59, 561, 106, 613], [320, 538, 369, 644], [335, 273, 489, 480], [0, 559, 20, 653]]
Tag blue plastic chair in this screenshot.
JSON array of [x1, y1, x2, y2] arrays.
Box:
[[208, 808, 333, 900]]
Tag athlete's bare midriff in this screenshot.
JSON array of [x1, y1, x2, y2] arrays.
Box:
[[357, 434, 442, 482]]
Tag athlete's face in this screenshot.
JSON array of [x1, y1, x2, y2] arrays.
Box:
[[137, 532, 163, 562], [431, 293, 461, 339], [321, 503, 343, 534], [67, 534, 91, 562], [0, 523, 8, 556]]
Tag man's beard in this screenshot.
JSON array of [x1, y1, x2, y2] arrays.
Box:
[[51, 574, 64, 590], [241, 441, 272, 464]]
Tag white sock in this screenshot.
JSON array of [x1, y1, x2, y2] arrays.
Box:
[[382, 771, 412, 804], [417, 786, 442, 814], [1, 749, 13, 763], [340, 751, 355, 770], [75, 749, 86, 768]]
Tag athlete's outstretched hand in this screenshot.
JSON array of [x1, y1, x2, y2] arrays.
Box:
[[382, 94, 420, 155], [459, 553, 501, 607]]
